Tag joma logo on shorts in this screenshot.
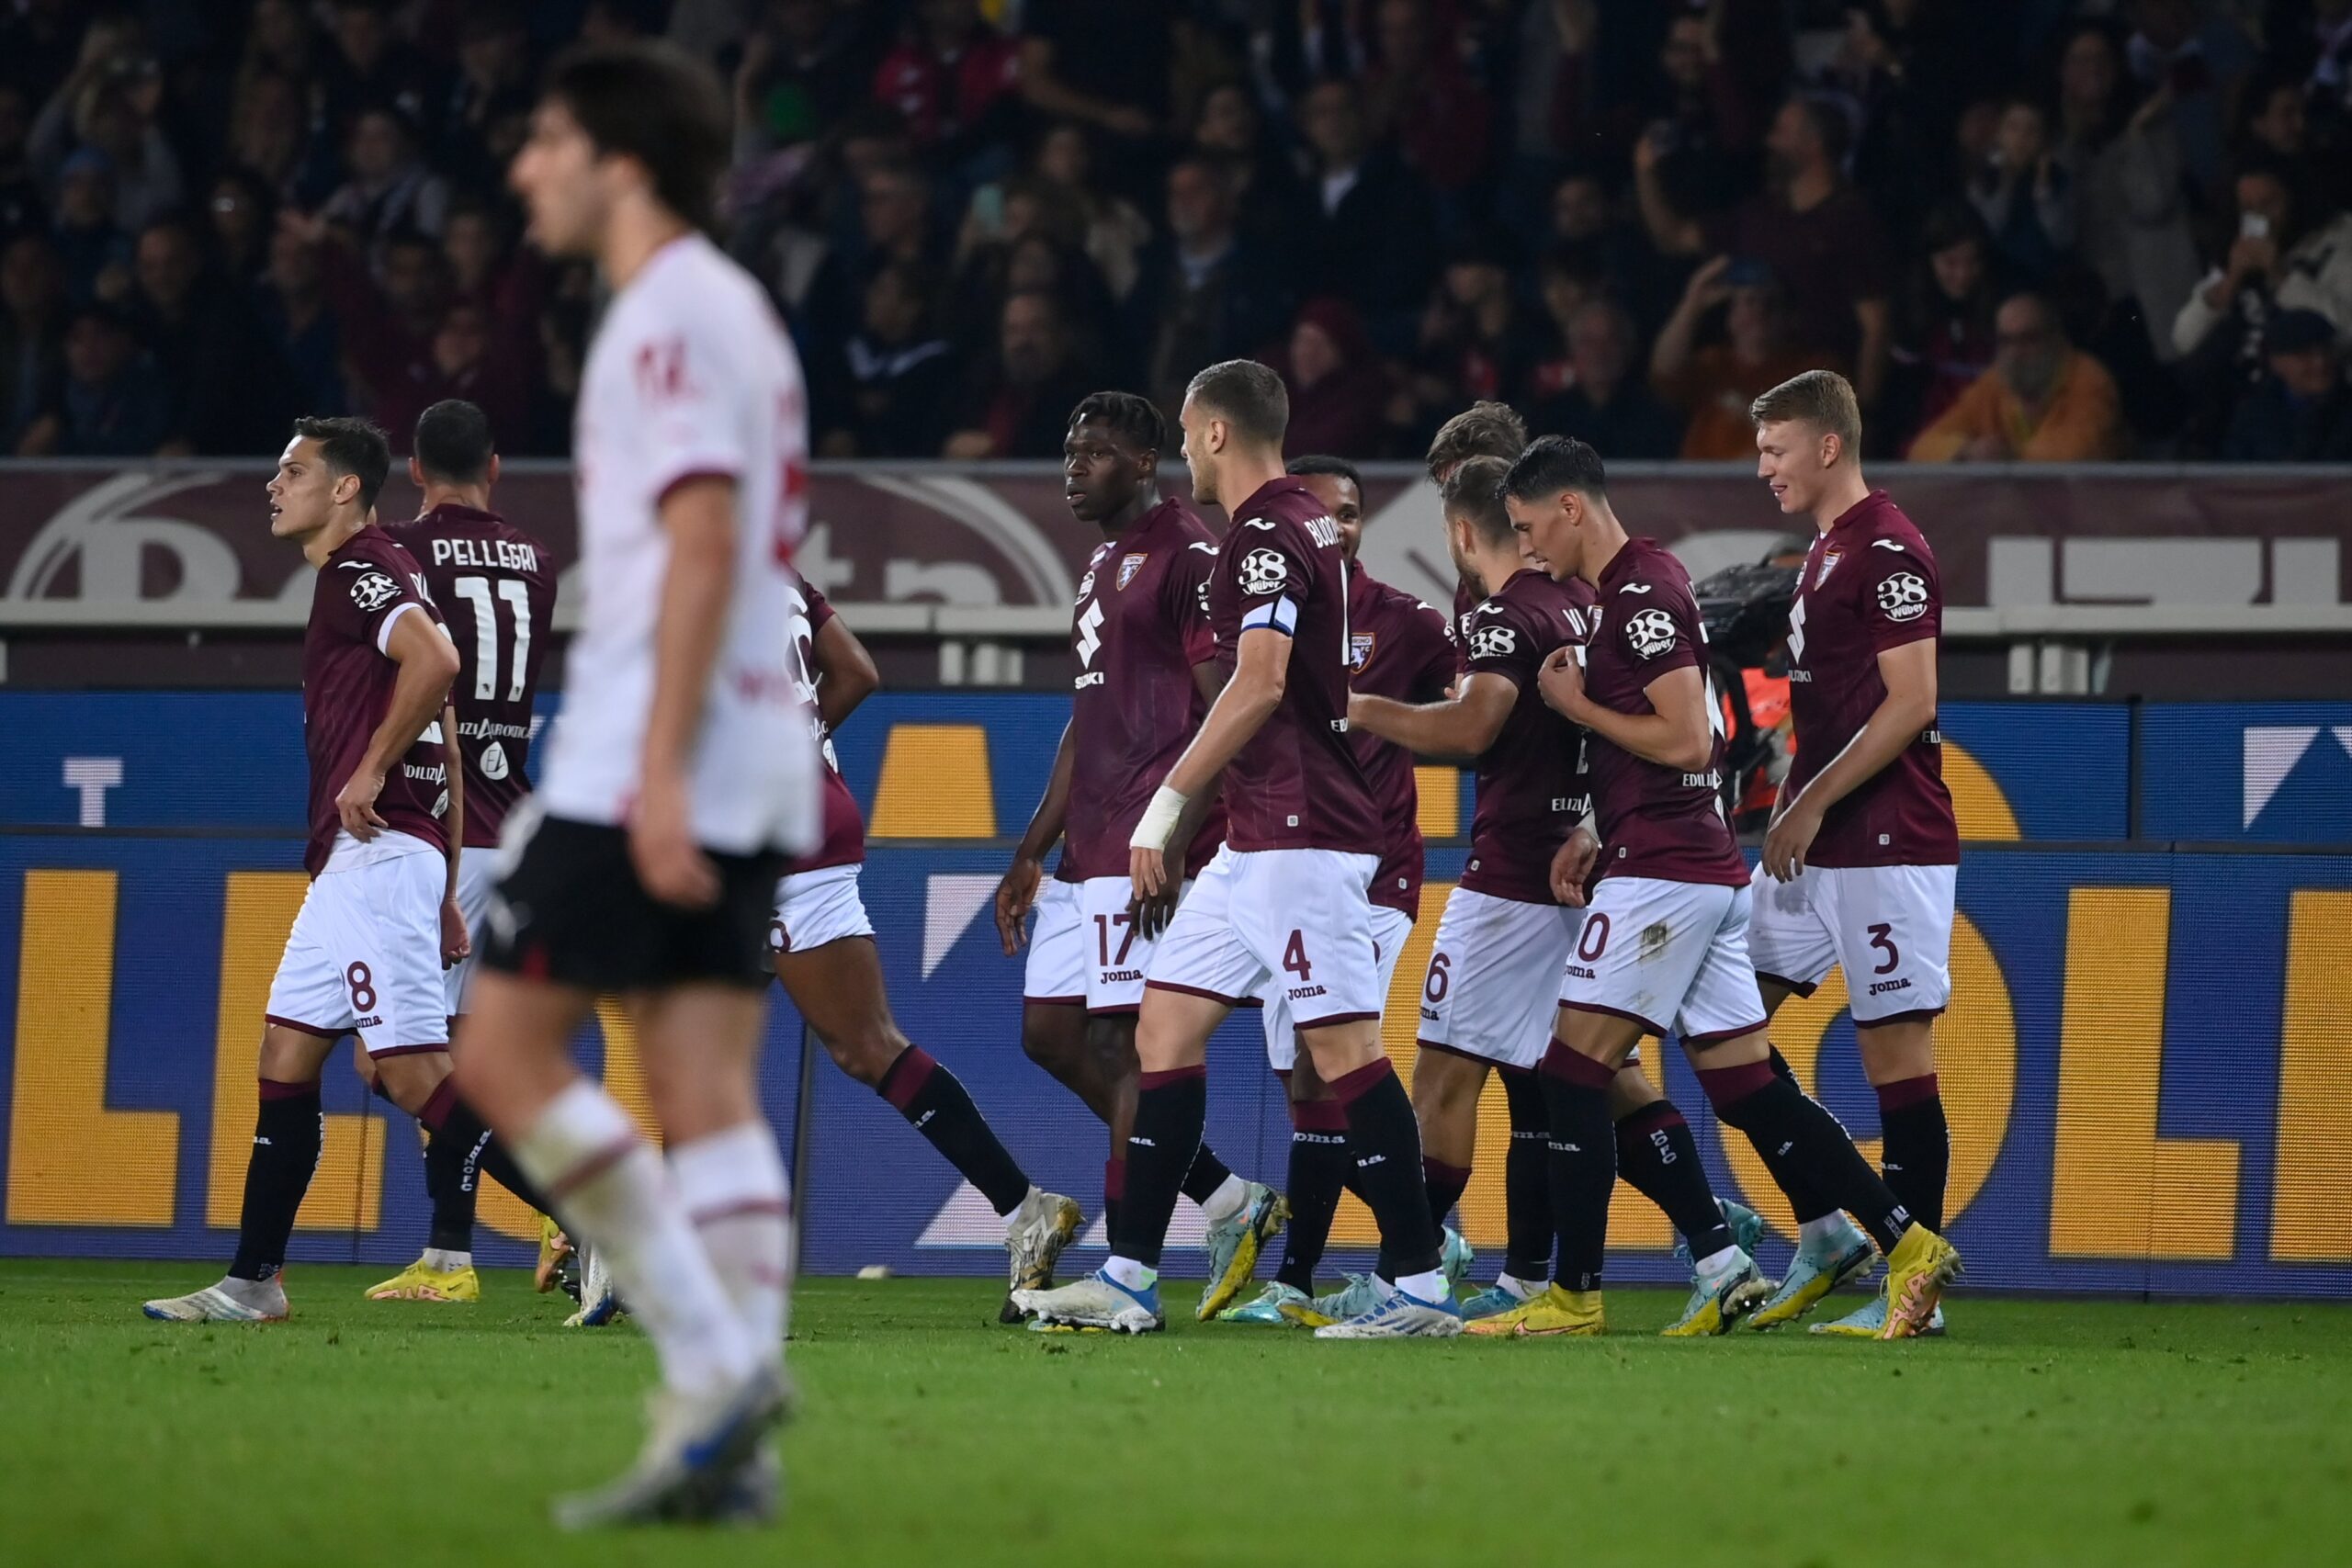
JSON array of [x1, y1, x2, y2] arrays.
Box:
[[1288, 984, 1327, 1000], [1869, 977, 1913, 996], [1564, 964, 1595, 980], [354, 1014, 381, 1030], [1102, 968, 1142, 983]]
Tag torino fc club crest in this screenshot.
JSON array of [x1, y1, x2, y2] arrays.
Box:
[[1879, 571, 1929, 622], [1467, 625, 1517, 660], [1117, 553, 1148, 590], [1349, 632, 1376, 671], [350, 571, 400, 612], [1624, 607, 1678, 658], [1816, 548, 1842, 587], [1239, 547, 1288, 597]]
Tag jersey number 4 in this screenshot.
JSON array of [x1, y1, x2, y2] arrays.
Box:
[[452, 576, 533, 701]]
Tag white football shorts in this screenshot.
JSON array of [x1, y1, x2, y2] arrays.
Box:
[[1415, 886, 1585, 1070], [1022, 876, 1087, 1006], [768, 862, 876, 957], [266, 830, 451, 1055], [1148, 844, 1383, 1032], [442, 844, 499, 1016], [1558, 876, 1769, 1045], [1747, 861, 1957, 1025], [1263, 905, 1414, 1070]]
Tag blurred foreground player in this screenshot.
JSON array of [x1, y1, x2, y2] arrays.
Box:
[[1015, 360, 1458, 1338], [1472, 438, 1957, 1341], [1747, 370, 1960, 1336], [772, 576, 1082, 1320], [363, 398, 562, 1304], [455, 45, 817, 1526], [142, 417, 481, 1322], [997, 392, 1283, 1321]]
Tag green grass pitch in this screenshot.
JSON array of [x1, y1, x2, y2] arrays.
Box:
[[3, 1259, 2347, 1568]]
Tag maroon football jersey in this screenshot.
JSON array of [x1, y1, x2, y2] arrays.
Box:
[[1459, 568, 1598, 904], [783, 579, 867, 875], [1062, 497, 1227, 881], [1783, 491, 1960, 866], [1582, 538, 1748, 886], [1347, 569, 1456, 918], [1452, 577, 1480, 668], [300, 526, 453, 875], [1207, 476, 1381, 854], [387, 503, 556, 847]]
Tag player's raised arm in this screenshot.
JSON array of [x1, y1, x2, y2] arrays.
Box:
[[1540, 650, 1714, 774], [633, 472, 737, 908], [1348, 675, 1514, 761], [341, 604, 462, 840]]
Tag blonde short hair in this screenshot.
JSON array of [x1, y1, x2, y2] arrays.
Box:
[[1749, 368, 1861, 457]]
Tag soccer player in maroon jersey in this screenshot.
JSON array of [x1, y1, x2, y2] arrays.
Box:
[[767, 575, 1083, 1324], [997, 390, 1283, 1323], [1217, 454, 1464, 1325], [1345, 455, 1767, 1334], [143, 416, 478, 1325], [1745, 369, 1962, 1337], [1014, 360, 1459, 1337], [1465, 435, 1959, 1341], [357, 398, 563, 1306]]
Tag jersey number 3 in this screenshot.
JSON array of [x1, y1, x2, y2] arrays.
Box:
[[453, 576, 533, 701]]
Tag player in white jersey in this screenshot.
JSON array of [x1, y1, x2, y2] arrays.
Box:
[[453, 44, 817, 1529]]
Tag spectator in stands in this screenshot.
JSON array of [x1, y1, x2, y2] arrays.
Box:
[[318, 0, 439, 135], [322, 107, 449, 251], [1297, 76, 1438, 353], [0, 231, 64, 451], [1019, 0, 1175, 163], [254, 220, 344, 416], [1640, 95, 1892, 408], [1547, 168, 1666, 332], [1134, 152, 1292, 421], [1909, 289, 2124, 461], [51, 148, 130, 306], [816, 258, 957, 457], [1400, 230, 1528, 448], [128, 216, 298, 455], [1034, 123, 1151, 304], [944, 288, 1094, 460], [1965, 98, 2075, 281], [1191, 81, 1307, 262], [17, 301, 171, 457], [1521, 247, 1606, 413], [436, 6, 533, 195], [31, 38, 185, 237], [1363, 0, 1489, 198], [225, 69, 320, 209], [2308, 0, 2352, 122], [797, 157, 948, 380], [1886, 202, 2000, 449], [0, 0, 84, 104], [1650, 257, 1827, 460], [1634, 5, 1762, 223], [208, 169, 273, 285], [1279, 296, 1389, 460], [2121, 0, 2254, 204], [872, 0, 1022, 178], [2053, 19, 2201, 367], [734, 0, 883, 159], [1530, 299, 1682, 459], [2220, 308, 2352, 462], [0, 85, 43, 242]]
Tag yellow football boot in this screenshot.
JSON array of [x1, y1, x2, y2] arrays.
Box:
[[364, 1257, 480, 1303], [535, 1215, 572, 1293], [1462, 1283, 1604, 1337], [1879, 1225, 1962, 1339]]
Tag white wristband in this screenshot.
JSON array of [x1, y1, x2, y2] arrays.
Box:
[[1129, 784, 1189, 852]]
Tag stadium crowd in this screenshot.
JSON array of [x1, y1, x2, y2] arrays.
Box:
[[2, 0, 2350, 463]]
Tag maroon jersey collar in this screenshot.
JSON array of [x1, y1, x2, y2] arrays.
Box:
[[327, 523, 396, 562], [1229, 474, 1314, 519], [1594, 536, 1656, 592], [1824, 488, 1894, 537], [414, 501, 504, 528]]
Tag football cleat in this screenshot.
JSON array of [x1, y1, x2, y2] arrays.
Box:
[[1879, 1225, 1962, 1339], [535, 1216, 572, 1293], [1722, 1199, 1767, 1256], [1748, 1217, 1877, 1330], [1281, 1271, 1382, 1328], [565, 1247, 623, 1327], [551, 1364, 791, 1529], [141, 1278, 288, 1324], [1811, 1285, 1946, 1338], [1013, 1269, 1164, 1335], [1440, 1226, 1475, 1290], [1459, 1280, 1540, 1322], [1462, 1283, 1605, 1337], [1312, 1281, 1464, 1339], [1198, 1183, 1288, 1321], [708, 1439, 785, 1527], [1661, 1251, 1772, 1337], [1216, 1280, 1313, 1325], [1001, 1189, 1084, 1324], [364, 1258, 480, 1303]]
